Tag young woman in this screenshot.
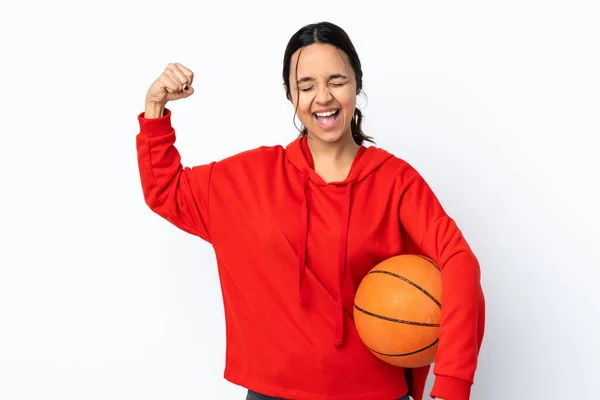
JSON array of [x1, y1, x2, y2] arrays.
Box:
[[136, 21, 485, 400]]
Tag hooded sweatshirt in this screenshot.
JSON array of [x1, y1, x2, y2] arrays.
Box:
[[136, 109, 485, 400]]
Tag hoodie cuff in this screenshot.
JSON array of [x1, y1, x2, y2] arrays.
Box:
[[137, 108, 172, 137], [430, 375, 472, 400]]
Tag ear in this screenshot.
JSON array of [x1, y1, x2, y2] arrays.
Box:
[[283, 83, 291, 101]]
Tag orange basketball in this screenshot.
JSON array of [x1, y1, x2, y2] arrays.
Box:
[[353, 254, 442, 368]]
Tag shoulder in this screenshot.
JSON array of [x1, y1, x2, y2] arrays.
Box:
[[209, 144, 286, 180], [373, 148, 443, 206], [369, 145, 423, 182], [215, 144, 285, 167]]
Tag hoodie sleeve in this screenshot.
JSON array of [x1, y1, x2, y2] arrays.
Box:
[[397, 168, 485, 400], [136, 109, 214, 243]]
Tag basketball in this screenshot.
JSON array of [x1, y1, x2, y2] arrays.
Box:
[[353, 254, 442, 368]]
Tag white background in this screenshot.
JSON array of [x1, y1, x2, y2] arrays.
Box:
[[1, 1, 599, 399]]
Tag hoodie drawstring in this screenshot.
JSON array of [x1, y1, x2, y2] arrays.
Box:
[[297, 169, 354, 347], [298, 169, 309, 305], [334, 183, 353, 346]]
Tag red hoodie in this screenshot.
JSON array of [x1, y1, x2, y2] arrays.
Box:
[[136, 109, 485, 400]]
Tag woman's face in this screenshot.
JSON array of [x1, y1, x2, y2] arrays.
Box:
[[287, 43, 358, 145]]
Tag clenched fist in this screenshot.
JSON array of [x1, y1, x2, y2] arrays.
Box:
[[144, 63, 194, 118]]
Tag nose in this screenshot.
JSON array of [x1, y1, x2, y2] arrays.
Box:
[[315, 84, 333, 104]]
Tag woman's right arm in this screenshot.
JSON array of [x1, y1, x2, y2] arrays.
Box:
[[136, 63, 214, 243]]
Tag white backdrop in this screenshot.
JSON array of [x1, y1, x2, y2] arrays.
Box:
[[1, 1, 599, 399]]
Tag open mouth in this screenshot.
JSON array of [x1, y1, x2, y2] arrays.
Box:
[[313, 109, 340, 128]]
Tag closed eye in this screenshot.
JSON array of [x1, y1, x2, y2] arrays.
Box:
[[300, 82, 345, 92]]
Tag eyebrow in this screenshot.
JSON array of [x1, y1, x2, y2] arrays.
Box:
[[297, 74, 348, 84]]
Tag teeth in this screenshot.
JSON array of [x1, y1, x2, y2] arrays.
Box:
[[315, 110, 338, 117]]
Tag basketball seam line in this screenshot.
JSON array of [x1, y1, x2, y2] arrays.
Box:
[[353, 304, 441, 327], [366, 338, 440, 357], [367, 270, 442, 309], [416, 255, 441, 271]]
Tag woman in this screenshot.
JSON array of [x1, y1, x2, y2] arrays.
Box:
[[136, 21, 485, 400]]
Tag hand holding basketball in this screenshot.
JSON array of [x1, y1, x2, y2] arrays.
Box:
[[145, 63, 194, 107]]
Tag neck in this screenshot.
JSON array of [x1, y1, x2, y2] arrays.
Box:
[[305, 133, 360, 165]]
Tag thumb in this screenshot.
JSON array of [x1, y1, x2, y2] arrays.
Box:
[[183, 84, 194, 97]]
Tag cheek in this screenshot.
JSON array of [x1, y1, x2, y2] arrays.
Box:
[[296, 95, 314, 117], [339, 90, 357, 111]]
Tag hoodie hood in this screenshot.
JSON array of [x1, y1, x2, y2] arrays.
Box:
[[287, 136, 394, 187], [285, 136, 394, 346]]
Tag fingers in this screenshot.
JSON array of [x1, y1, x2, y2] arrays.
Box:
[[175, 63, 194, 88], [158, 73, 181, 94], [164, 63, 194, 92]]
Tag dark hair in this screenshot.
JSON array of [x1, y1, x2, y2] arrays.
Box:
[[282, 21, 374, 145]]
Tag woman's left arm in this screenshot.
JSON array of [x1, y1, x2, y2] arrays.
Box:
[[397, 168, 486, 400]]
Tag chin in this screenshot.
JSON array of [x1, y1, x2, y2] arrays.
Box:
[[307, 123, 352, 144], [311, 130, 346, 143]]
